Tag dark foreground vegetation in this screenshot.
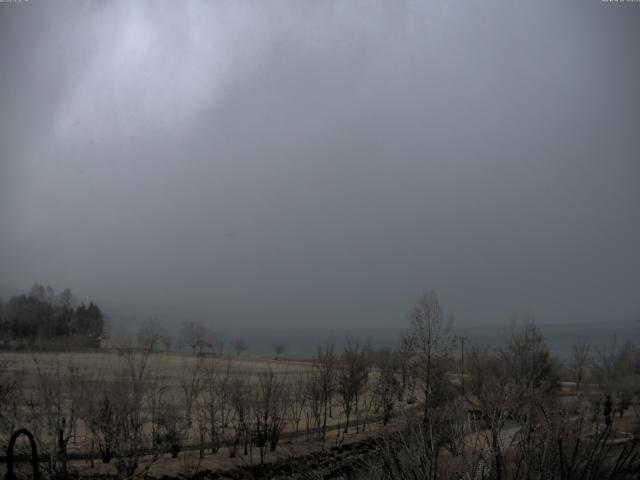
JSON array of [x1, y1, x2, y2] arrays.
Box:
[[0, 291, 638, 479]]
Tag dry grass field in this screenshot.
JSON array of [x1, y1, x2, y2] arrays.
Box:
[[1, 323, 638, 479], [2, 349, 313, 391], [1, 348, 408, 478]]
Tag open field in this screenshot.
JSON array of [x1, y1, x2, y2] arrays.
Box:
[[1, 321, 639, 480], [0, 348, 413, 478], [1, 350, 313, 391]]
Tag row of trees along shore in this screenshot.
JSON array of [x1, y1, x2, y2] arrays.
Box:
[[0, 284, 104, 349], [0, 289, 637, 479]]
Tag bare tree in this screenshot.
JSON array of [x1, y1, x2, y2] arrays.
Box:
[[373, 349, 399, 426], [287, 373, 307, 433], [358, 365, 378, 432], [466, 344, 513, 480], [404, 291, 455, 424], [136, 317, 165, 352], [303, 369, 324, 439], [466, 322, 559, 480], [395, 337, 414, 403], [80, 358, 139, 464], [229, 373, 251, 457], [200, 360, 233, 453], [181, 320, 212, 356], [232, 338, 249, 358], [110, 346, 157, 477], [337, 341, 369, 433], [569, 339, 590, 391], [273, 343, 287, 360], [211, 334, 225, 358], [252, 368, 287, 463], [161, 335, 172, 353], [314, 341, 338, 440], [502, 317, 559, 398], [147, 369, 169, 451], [179, 357, 204, 441]]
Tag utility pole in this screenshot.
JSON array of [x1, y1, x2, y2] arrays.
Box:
[[460, 336, 465, 394]]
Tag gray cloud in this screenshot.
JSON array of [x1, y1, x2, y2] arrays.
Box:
[[1, 0, 639, 328]]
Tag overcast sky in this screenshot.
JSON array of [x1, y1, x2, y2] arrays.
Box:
[[1, 0, 639, 329]]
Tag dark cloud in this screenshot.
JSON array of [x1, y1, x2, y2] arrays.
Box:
[[1, 0, 639, 328]]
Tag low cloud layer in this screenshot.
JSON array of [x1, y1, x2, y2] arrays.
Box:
[[1, 0, 639, 328]]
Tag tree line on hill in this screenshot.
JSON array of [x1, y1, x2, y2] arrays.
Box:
[[0, 283, 105, 349]]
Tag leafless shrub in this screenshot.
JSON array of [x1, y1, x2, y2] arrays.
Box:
[[369, 417, 478, 480], [367, 411, 640, 480], [80, 369, 123, 465], [366, 324, 639, 480], [25, 356, 83, 478], [0, 356, 22, 448], [155, 403, 182, 457]]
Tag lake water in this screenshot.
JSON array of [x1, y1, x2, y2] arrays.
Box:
[[216, 321, 640, 361]]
